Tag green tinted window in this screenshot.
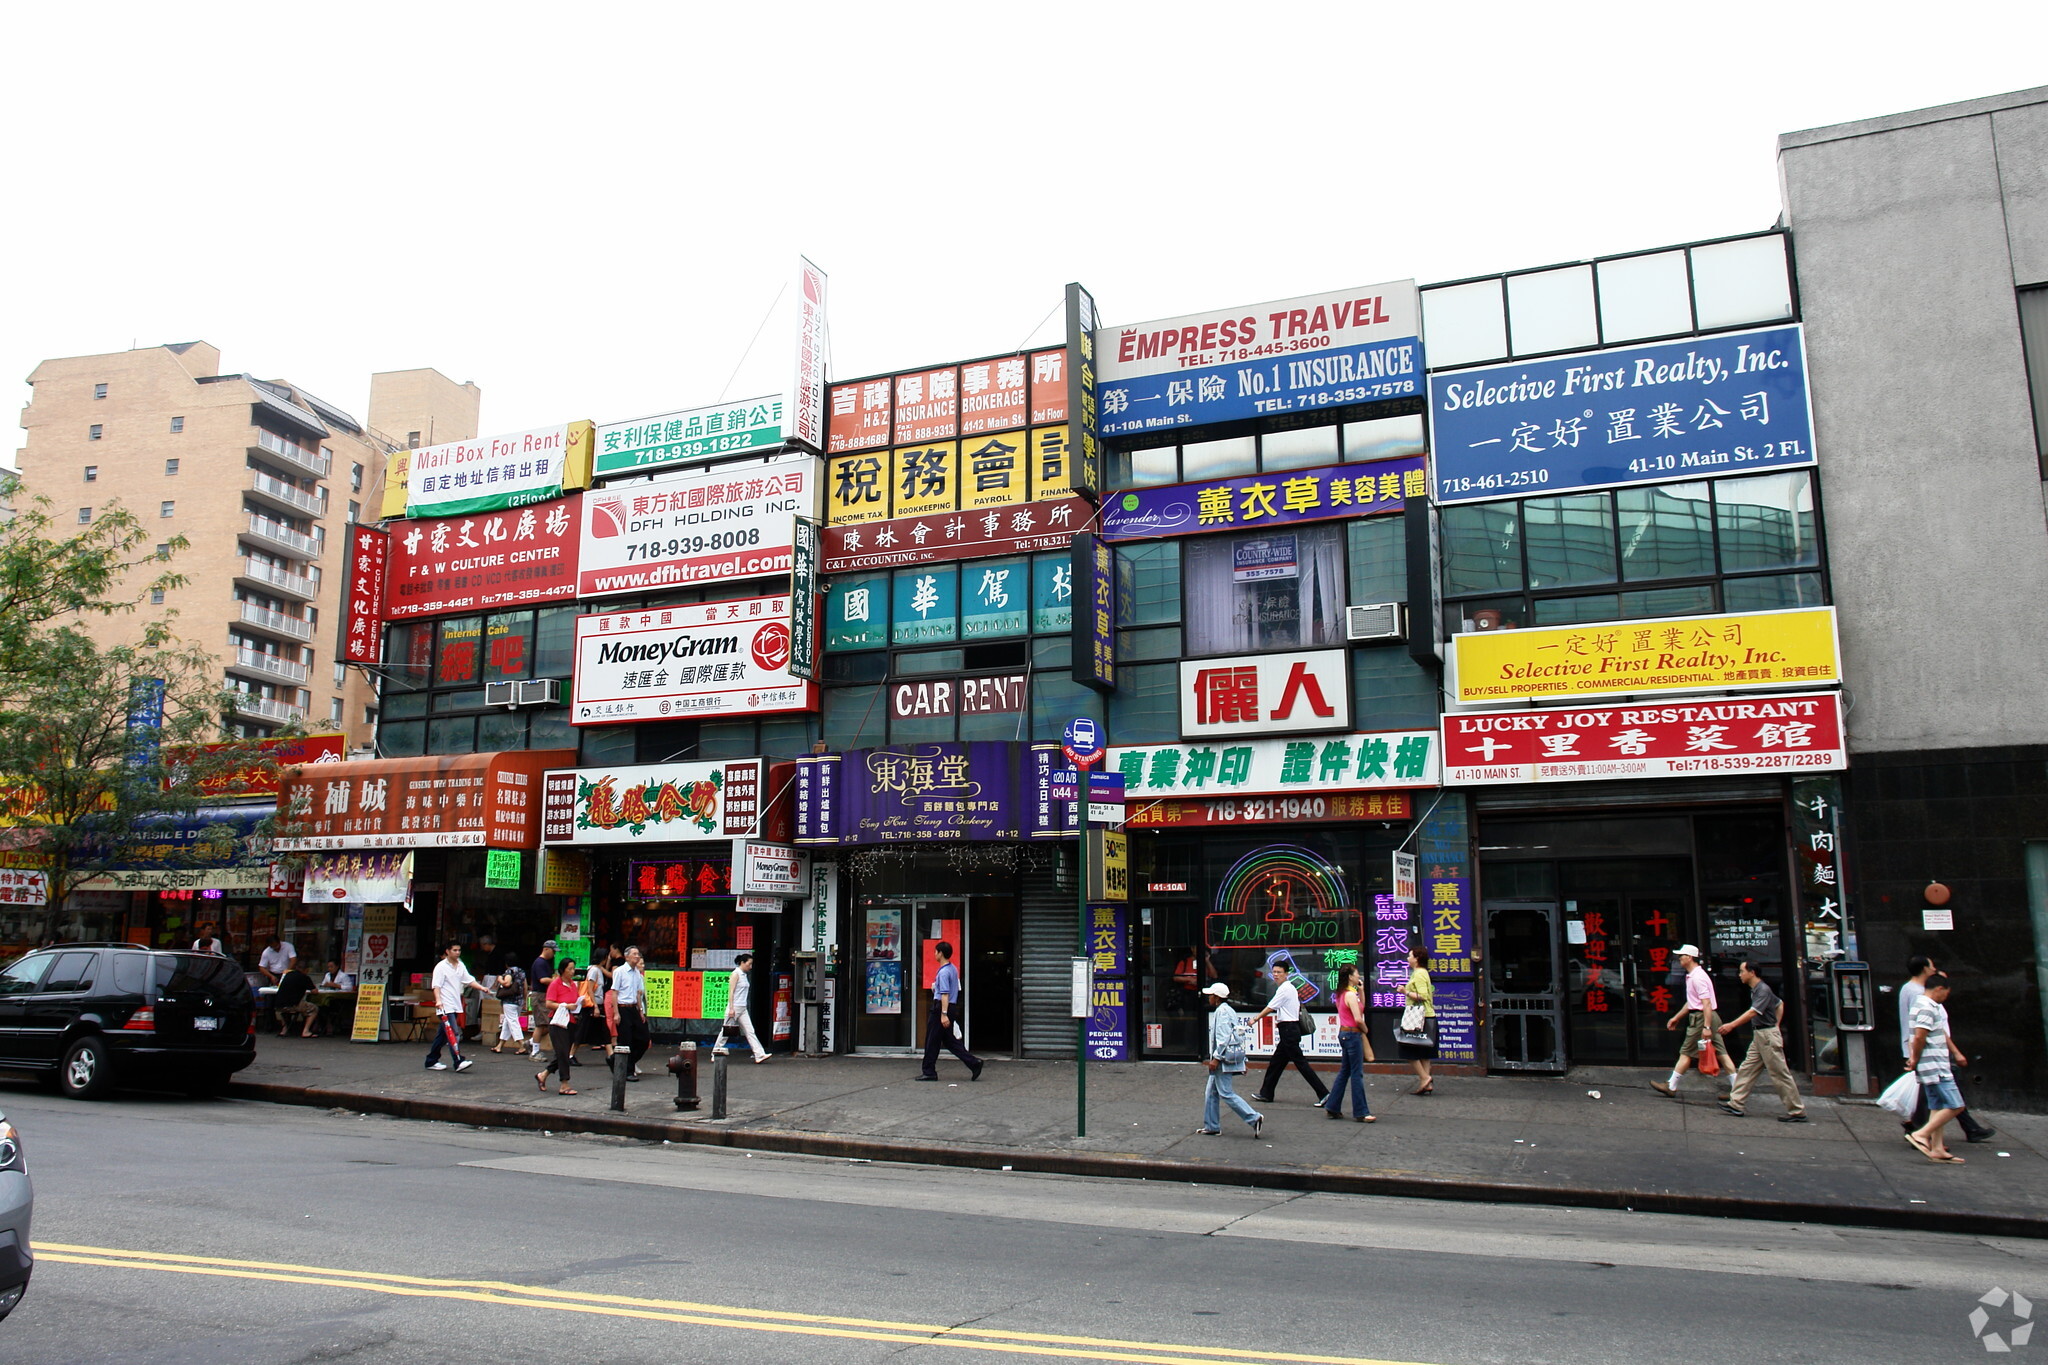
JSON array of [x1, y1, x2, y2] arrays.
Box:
[[1441, 504, 1522, 594], [1618, 483, 1713, 580], [1524, 494, 1615, 588]]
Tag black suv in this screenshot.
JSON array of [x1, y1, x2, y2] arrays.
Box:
[[0, 945, 256, 1099]]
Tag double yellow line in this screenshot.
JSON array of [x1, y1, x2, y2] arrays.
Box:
[[39, 1242, 1433, 1365]]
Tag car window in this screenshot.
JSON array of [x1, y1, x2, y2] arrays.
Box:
[[42, 952, 98, 993], [155, 953, 251, 998], [111, 953, 151, 995], [0, 956, 52, 997]]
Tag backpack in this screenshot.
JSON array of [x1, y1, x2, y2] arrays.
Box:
[[1214, 1012, 1250, 1068]]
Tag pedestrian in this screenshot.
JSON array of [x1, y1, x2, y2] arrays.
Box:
[[1651, 944, 1735, 1099], [575, 945, 612, 1064], [424, 940, 478, 1073], [915, 941, 982, 1081], [535, 959, 581, 1095], [527, 940, 557, 1060], [1197, 982, 1263, 1138], [1717, 960, 1807, 1122], [714, 952, 770, 1064], [257, 936, 295, 986], [609, 945, 649, 1081], [1321, 962, 1374, 1122], [1252, 960, 1329, 1107], [490, 963, 528, 1054], [1906, 973, 1969, 1163], [1398, 946, 1438, 1095], [1899, 956, 1995, 1143]]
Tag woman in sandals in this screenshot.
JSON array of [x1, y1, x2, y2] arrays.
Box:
[[536, 959, 583, 1096]]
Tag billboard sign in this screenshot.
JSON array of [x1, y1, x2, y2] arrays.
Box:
[[1443, 692, 1845, 785], [406, 421, 591, 520], [540, 759, 765, 844], [1109, 731, 1439, 800], [1099, 454, 1423, 540], [1095, 282, 1421, 437], [787, 257, 829, 452], [386, 494, 581, 619], [574, 458, 817, 599], [342, 526, 388, 662], [569, 596, 816, 723], [1429, 324, 1815, 504], [821, 495, 1087, 573], [594, 397, 786, 477], [1179, 649, 1350, 739]]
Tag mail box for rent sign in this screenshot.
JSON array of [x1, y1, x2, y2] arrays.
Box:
[[1442, 692, 1845, 785], [1450, 606, 1839, 706]]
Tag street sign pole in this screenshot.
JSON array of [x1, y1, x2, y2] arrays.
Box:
[[1063, 716, 1103, 1140]]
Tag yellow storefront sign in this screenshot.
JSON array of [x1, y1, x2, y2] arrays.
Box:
[[1452, 606, 1839, 706], [351, 982, 387, 1042]]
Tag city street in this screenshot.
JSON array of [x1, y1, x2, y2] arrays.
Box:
[[0, 1085, 2032, 1363]]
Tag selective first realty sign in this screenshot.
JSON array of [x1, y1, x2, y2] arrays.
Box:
[[1095, 282, 1421, 437]]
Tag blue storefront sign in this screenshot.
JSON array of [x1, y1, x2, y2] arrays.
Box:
[[1100, 454, 1425, 541], [1429, 324, 1815, 504], [961, 557, 1027, 640], [1094, 282, 1423, 437]]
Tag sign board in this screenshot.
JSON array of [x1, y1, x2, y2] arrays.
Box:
[[734, 840, 810, 896], [737, 895, 784, 914], [385, 494, 582, 620], [1087, 829, 1128, 901], [484, 849, 522, 890], [1430, 324, 1815, 504], [1065, 283, 1101, 494], [889, 674, 1026, 722], [787, 257, 829, 452], [1442, 691, 1845, 784], [1450, 607, 1840, 706], [0, 869, 48, 906], [537, 846, 590, 896], [342, 527, 388, 663], [820, 495, 1088, 574], [1073, 531, 1115, 692], [406, 421, 591, 520], [304, 852, 414, 903], [275, 750, 574, 851], [1095, 281, 1422, 437], [574, 458, 818, 600], [350, 982, 387, 1043], [595, 396, 786, 477], [541, 759, 764, 843], [1110, 731, 1439, 799], [790, 517, 819, 681], [1100, 455, 1424, 541], [1123, 793, 1413, 828], [1392, 850, 1418, 904], [1063, 717, 1103, 768], [1180, 649, 1350, 739], [569, 596, 815, 723], [1071, 957, 1093, 1017]]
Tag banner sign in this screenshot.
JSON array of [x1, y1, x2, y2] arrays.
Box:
[[170, 732, 345, 800], [1095, 281, 1421, 437], [386, 493, 582, 619], [841, 742, 1021, 844], [1087, 972, 1131, 1061], [1073, 531, 1115, 692], [1443, 691, 1844, 785], [75, 866, 271, 892], [1181, 649, 1350, 739], [541, 759, 764, 844], [275, 749, 574, 851], [1066, 283, 1101, 494], [574, 458, 817, 599], [735, 839, 809, 896], [793, 754, 839, 845], [1451, 606, 1840, 706], [303, 851, 414, 903], [595, 397, 785, 477], [569, 596, 815, 723], [342, 526, 388, 662], [406, 421, 591, 520], [1100, 454, 1424, 541], [790, 517, 819, 681], [1123, 793, 1412, 829], [1110, 732, 1439, 800], [788, 257, 829, 452], [1429, 324, 1815, 504], [821, 495, 1088, 573], [0, 869, 50, 905]]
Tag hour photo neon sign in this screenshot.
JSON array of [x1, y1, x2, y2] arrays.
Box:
[[1203, 844, 1364, 951]]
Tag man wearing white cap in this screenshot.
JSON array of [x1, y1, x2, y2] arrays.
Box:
[[1652, 945, 1735, 1098], [1197, 982, 1265, 1139]]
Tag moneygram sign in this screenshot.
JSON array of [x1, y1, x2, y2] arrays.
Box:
[[570, 596, 816, 724]]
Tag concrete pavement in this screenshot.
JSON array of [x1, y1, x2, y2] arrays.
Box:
[[224, 1035, 2048, 1235]]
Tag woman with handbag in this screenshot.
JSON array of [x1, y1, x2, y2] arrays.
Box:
[[535, 959, 581, 1096], [1398, 947, 1437, 1095], [1321, 962, 1375, 1122]]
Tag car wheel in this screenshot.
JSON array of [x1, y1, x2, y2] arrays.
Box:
[[59, 1035, 114, 1100]]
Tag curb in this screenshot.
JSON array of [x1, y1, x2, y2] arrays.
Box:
[[227, 1080, 2048, 1241]]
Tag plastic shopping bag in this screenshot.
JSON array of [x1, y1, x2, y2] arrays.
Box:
[[1697, 1032, 1721, 1076], [1877, 1069, 1921, 1120]]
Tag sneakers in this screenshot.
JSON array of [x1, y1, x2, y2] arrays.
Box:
[[426, 1061, 449, 1071], [1195, 1128, 1221, 1136], [1718, 1102, 1746, 1116], [455, 1058, 474, 1072], [1250, 1116, 1264, 1139]]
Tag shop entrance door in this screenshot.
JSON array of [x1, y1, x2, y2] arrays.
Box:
[[854, 898, 970, 1053], [1562, 859, 1694, 1066], [1485, 901, 1565, 1070]]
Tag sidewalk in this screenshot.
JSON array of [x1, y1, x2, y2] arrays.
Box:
[[230, 1037, 2048, 1236]]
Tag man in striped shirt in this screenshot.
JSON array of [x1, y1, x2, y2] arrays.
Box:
[[1905, 974, 1967, 1163]]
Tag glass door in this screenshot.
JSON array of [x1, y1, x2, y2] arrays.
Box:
[[1561, 859, 1694, 1065], [855, 898, 970, 1052], [916, 901, 969, 1054]]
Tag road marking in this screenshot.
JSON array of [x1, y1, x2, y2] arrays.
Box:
[[38, 1242, 1439, 1365]]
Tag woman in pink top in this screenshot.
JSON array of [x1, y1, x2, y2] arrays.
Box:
[[1321, 963, 1375, 1122], [535, 959, 583, 1096]]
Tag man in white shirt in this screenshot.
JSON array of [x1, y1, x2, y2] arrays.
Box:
[[257, 937, 296, 985], [607, 945, 650, 1079], [714, 952, 770, 1063], [1252, 961, 1329, 1107], [191, 923, 225, 955], [424, 940, 478, 1073]]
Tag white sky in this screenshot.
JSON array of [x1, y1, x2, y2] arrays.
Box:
[[6, 2, 2045, 448]]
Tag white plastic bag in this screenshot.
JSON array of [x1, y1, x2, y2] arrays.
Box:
[[1876, 1069, 1921, 1120]]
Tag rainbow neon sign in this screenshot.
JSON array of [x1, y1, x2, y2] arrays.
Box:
[[1204, 844, 1364, 950]]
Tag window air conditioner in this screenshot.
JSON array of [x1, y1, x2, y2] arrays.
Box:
[[515, 677, 560, 706], [483, 681, 519, 707], [1346, 603, 1407, 642]]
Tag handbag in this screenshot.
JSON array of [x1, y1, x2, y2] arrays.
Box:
[[1877, 1069, 1921, 1120], [1399, 1003, 1426, 1033]]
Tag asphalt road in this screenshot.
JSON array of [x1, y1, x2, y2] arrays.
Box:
[[0, 1084, 2038, 1364]]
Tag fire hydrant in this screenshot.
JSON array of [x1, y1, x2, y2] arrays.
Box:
[[668, 1041, 699, 1111]]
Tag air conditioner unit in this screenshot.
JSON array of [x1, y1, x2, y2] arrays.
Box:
[[516, 677, 560, 706], [1346, 602, 1407, 642], [483, 681, 519, 707]]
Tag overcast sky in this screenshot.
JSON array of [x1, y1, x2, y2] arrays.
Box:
[[6, 3, 2044, 452]]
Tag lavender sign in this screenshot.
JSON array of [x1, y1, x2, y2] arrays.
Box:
[[841, 743, 1020, 844]]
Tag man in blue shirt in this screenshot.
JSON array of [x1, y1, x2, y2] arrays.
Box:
[[918, 941, 983, 1082]]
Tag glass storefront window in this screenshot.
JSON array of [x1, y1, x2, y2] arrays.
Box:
[[1441, 503, 1522, 594], [698, 722, 758, 758], [1508, 264, 1597, 356], [894, 649, 963, 676], [1690, 234, 1793, 330], [1115, 627, 1181, 661], [483, 611, 533, 681], [476, 708, 527, 752], [1351, 648, 1439, 731], [891, 566, 958, 645], [529, 709, 576, 751], [1621, 585, 1716, 618], [1031, 553, 1073, 633], [823, 685, 884, 751], [1597, 250, 1692, 342], [385, 619, 432, 685], [1107, 661, 1177, 745], [579, 723, 634, 765], [1524, 494, 1616, 588], [1532, 594, 1621, 626], [1029, 671, 1102, 743], [1721, 572, 1825, 612], [1346, 517, 1405, 605], [380, 719, 425, 757], [1617, 482, 1713, 580], [1419, 277, 1507, 369], [1715, 471, 1817, 571], [535, 606, 577, 677], [1116, 541, 1180, 626], [1180, 435, 1255, 481], [435, 616, 482, 686], [1130, 444, 1177, 487], [427, 715, 476, 755], [826, 572, 889, 652], [1184, 524, 1346, 656], [758, 716, 817, 756], [1341, 414, 1425, 463], [961, 558, 1027, 639]]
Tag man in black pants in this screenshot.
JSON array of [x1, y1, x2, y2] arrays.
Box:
[[916, 941, 982, 1081], [1253, 961, 1329, 1106], [608, 945, 651, 1081]]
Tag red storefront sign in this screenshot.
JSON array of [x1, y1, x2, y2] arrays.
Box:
[[273, 749, 576, 850], [173, 732, 347, 799], [385, 494, 582, 620], [343, 527, 388, 663], [821, 495, 1090, 573], [1442, 691, 1845, 785], [1124, 792, 1413, 828]]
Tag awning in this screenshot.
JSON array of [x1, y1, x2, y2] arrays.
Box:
[[274, 750, 576, 852]]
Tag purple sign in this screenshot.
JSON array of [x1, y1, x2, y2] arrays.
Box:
[[1072, 531, 1115, 692], [1433, 980, 1478, 1064], [1088, 902, 1127, 975], [1416, 793, 1474, 975], [1087, 973, 1131, 1061], [841, 742, 1020, 844], [1099, 453, 1427, 542], [1026, 744, 1082, 839]]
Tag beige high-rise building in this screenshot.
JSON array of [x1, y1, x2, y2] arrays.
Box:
[[13, 342, 480, 751]]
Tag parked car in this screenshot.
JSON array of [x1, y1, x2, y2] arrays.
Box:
[[0, 944, 256, 1098], [0, 1109, 29, 1320]]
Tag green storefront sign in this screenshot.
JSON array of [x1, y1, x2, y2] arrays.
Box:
[[485, 849, 523, 890], [595, 395, 786, 476]]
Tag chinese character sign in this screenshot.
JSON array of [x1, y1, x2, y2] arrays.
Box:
[[1110, 733, 1439, 799], [405, 421, 590, 520], [1444, 692, 1845, 784], [1415, 793, 1473, 976], [1791, 774, 1848, 962], [1099, 454, 1426, 541], [1430, 324, 1815, 504], [594, 396, 787, 477], [1095, 282, 1422, 438], [576, 460, 816, 599], [569, 598, 814, 725], [385, 494, 582, 620], [821, 496, 1088, 575], [343, 527, 388, 663], [1452, 607, 1840, 706], [1073, 532, 1115, 693], [839, 743, 1022, 844], [787, 257, 829, 452], [1179, 650, 1350, 739]]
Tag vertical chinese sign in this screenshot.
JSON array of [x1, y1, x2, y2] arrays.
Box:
[[786, 257, 829, 453], [1066, 283, 1100, 495], [343, 525, 388, 664], [1791, 774, 1849, 1074], [790, 517, 819, 682], [1415, 793, 1478, 1064], [1086, 901, 1130, 1060], [1072, 530, 1115, 693]]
